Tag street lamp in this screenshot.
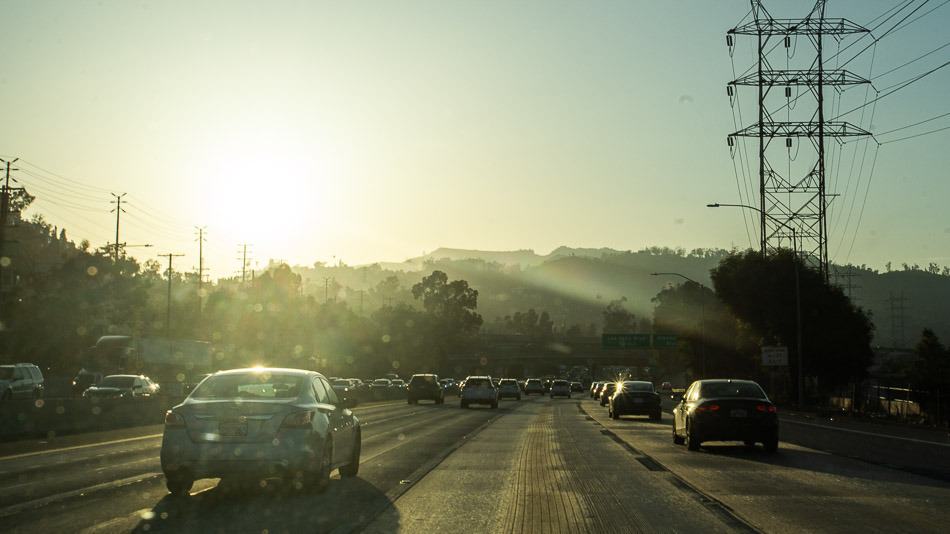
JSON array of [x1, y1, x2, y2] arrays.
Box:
[[708, 202, 804, 407], [651, 272, 707, 379]]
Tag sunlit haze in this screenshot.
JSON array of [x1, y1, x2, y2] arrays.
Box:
[[1, 0, 948, 275]]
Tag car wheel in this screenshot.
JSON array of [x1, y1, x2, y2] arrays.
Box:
[[610, 408, 619, 420], [672, 423, 685, 445], [685, 420, 700, 451], [461, 400, 468, 409], [311, 440, 333, 493], [763, 434, 779, 453], [651, 411, 661, 422], [165, 473, 194, 497], [340, 430, 361, 478]]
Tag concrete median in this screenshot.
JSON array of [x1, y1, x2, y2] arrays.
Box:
[[0, 395, 182, 440]]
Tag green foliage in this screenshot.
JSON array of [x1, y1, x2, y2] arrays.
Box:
[[602, 298, 639, 333], [913, 329, 950, 391], [711, 250, 875, 390]]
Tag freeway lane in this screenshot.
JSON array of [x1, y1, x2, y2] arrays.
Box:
[[4, 395, 950, 533], [584, 398, 950, 533]]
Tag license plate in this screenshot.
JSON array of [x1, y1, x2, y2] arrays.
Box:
[[730, 409, 747, 418], [219, 423, 247, 436], [633, 398, 643, 404]]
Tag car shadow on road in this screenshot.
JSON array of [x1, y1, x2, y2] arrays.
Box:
[[690, 443, 950, 489], [132, 476, 396, 533]]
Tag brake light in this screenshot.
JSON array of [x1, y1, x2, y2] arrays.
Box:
[[756, 404, 778, 413], [695, 404, 720, 413], [164, 411, 184, 427], [281, 411, 314, 428]]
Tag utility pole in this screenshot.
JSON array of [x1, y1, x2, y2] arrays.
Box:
[[0, 157, 22, 329], [237, 244, 252, 284], [110, 193, 127, 261], [195, 227, 207, 316], [159, 253, 185, 341], [727, 1, 871, 280], [323, 277, 332, 303]]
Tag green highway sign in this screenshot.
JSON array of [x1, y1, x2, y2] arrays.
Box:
[[602, 333, 679, 349], [602, 333, 651, 349]]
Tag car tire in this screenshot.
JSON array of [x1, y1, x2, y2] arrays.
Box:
[[311, 440, 333, 493], [340, 430, 361, 478], [651, 411, 661, 422], [763, 434, 779, 453], [461, 400, 469, 409], [610, 408, 619, 420], [685, 420, 700, 451], [672, 423, 685, 445], [165, 474, 194, 497]]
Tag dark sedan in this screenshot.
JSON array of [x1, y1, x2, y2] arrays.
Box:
[[672, 379, 778, 452], [598, 382, 617, 406], [609, 381, 661, 420], [408, 374, 444, 404]]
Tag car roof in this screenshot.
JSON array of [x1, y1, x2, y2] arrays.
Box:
[[696, 379, 758, 385], [103, 374, 143, 379], [623, 380, 653, 385], [465, 375, 491, 380], [213, 367, 318, 378], [412, 373, 437, 377]]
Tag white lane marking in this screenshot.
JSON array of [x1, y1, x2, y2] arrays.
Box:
[[782, 418, 950, 447], [0, 472, 163, 519], [0, 433, 164, 462]]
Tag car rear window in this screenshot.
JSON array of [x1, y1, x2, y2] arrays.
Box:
[[622, 382, 654, 392], [526, 379, 541, 385], [700, 382, 766, 399], [410, 375, 436, 384], [553, 380, 568, 386], [332, 380, 350, 387], [465, 378, 491, 387], [191, 373, 305, 399]]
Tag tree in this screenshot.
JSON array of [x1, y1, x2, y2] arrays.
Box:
[[711, 250, 874, 395], [602, 298, 637, 333], [913, 329, 950, 390], [411, 271, 483, 367]]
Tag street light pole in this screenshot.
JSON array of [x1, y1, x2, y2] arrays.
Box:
[[708, 202, 805, 406], [651, 272, 707, 379]]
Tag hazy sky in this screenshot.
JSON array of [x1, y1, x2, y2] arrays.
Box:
[[1, 0, 948, 277]]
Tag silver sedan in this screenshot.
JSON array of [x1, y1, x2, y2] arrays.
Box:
[[160, 367, 361, 496]]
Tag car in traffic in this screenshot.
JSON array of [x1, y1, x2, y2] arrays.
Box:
[[161, 368, 361, 496], [0, 363, 45, 400], [590, 381, 603, 398], [82, 374, 159, 399], [439, 378, 459, 396], [550, 379, 572, 399], [407, 374, 444, 404], [599, 382, 617, 406], [672, 379, 778, 452], [609, 381, 661, 421], [570, 381, 584, 393], [524, 378, 545, 395], [331, 379, 361, 407], [497, 378, 521, 400], [71, 369, 102, 397], [460, 376, 498, 409], [390, 378, 407, 390]]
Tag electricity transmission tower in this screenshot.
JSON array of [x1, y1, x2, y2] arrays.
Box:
[[727, 0, 871, 280]]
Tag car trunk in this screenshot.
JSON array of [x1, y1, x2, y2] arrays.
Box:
[[700, 398, 773, 424], [182, 400, 299, 444]]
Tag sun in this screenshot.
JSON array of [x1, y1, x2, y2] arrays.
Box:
[[195, 126, 337, 253]]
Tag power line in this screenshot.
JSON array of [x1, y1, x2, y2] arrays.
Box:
[[873, 39, 950, 82], [836, 0, 932, 70], [877, 111, 950, 136], [880, 123, 950, 144], [832, 58, 950, 120]]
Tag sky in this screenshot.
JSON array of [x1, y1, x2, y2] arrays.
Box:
[[1, 0, 948, 278]]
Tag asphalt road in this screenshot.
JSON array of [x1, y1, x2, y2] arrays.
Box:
[[2, 395, 949, 533]]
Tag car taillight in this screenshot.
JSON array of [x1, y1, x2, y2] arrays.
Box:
[[164, 411, 185, 427], [756, 404, 778, 413], [281, 411, 314, 428], [696, 404, 720, 413]]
